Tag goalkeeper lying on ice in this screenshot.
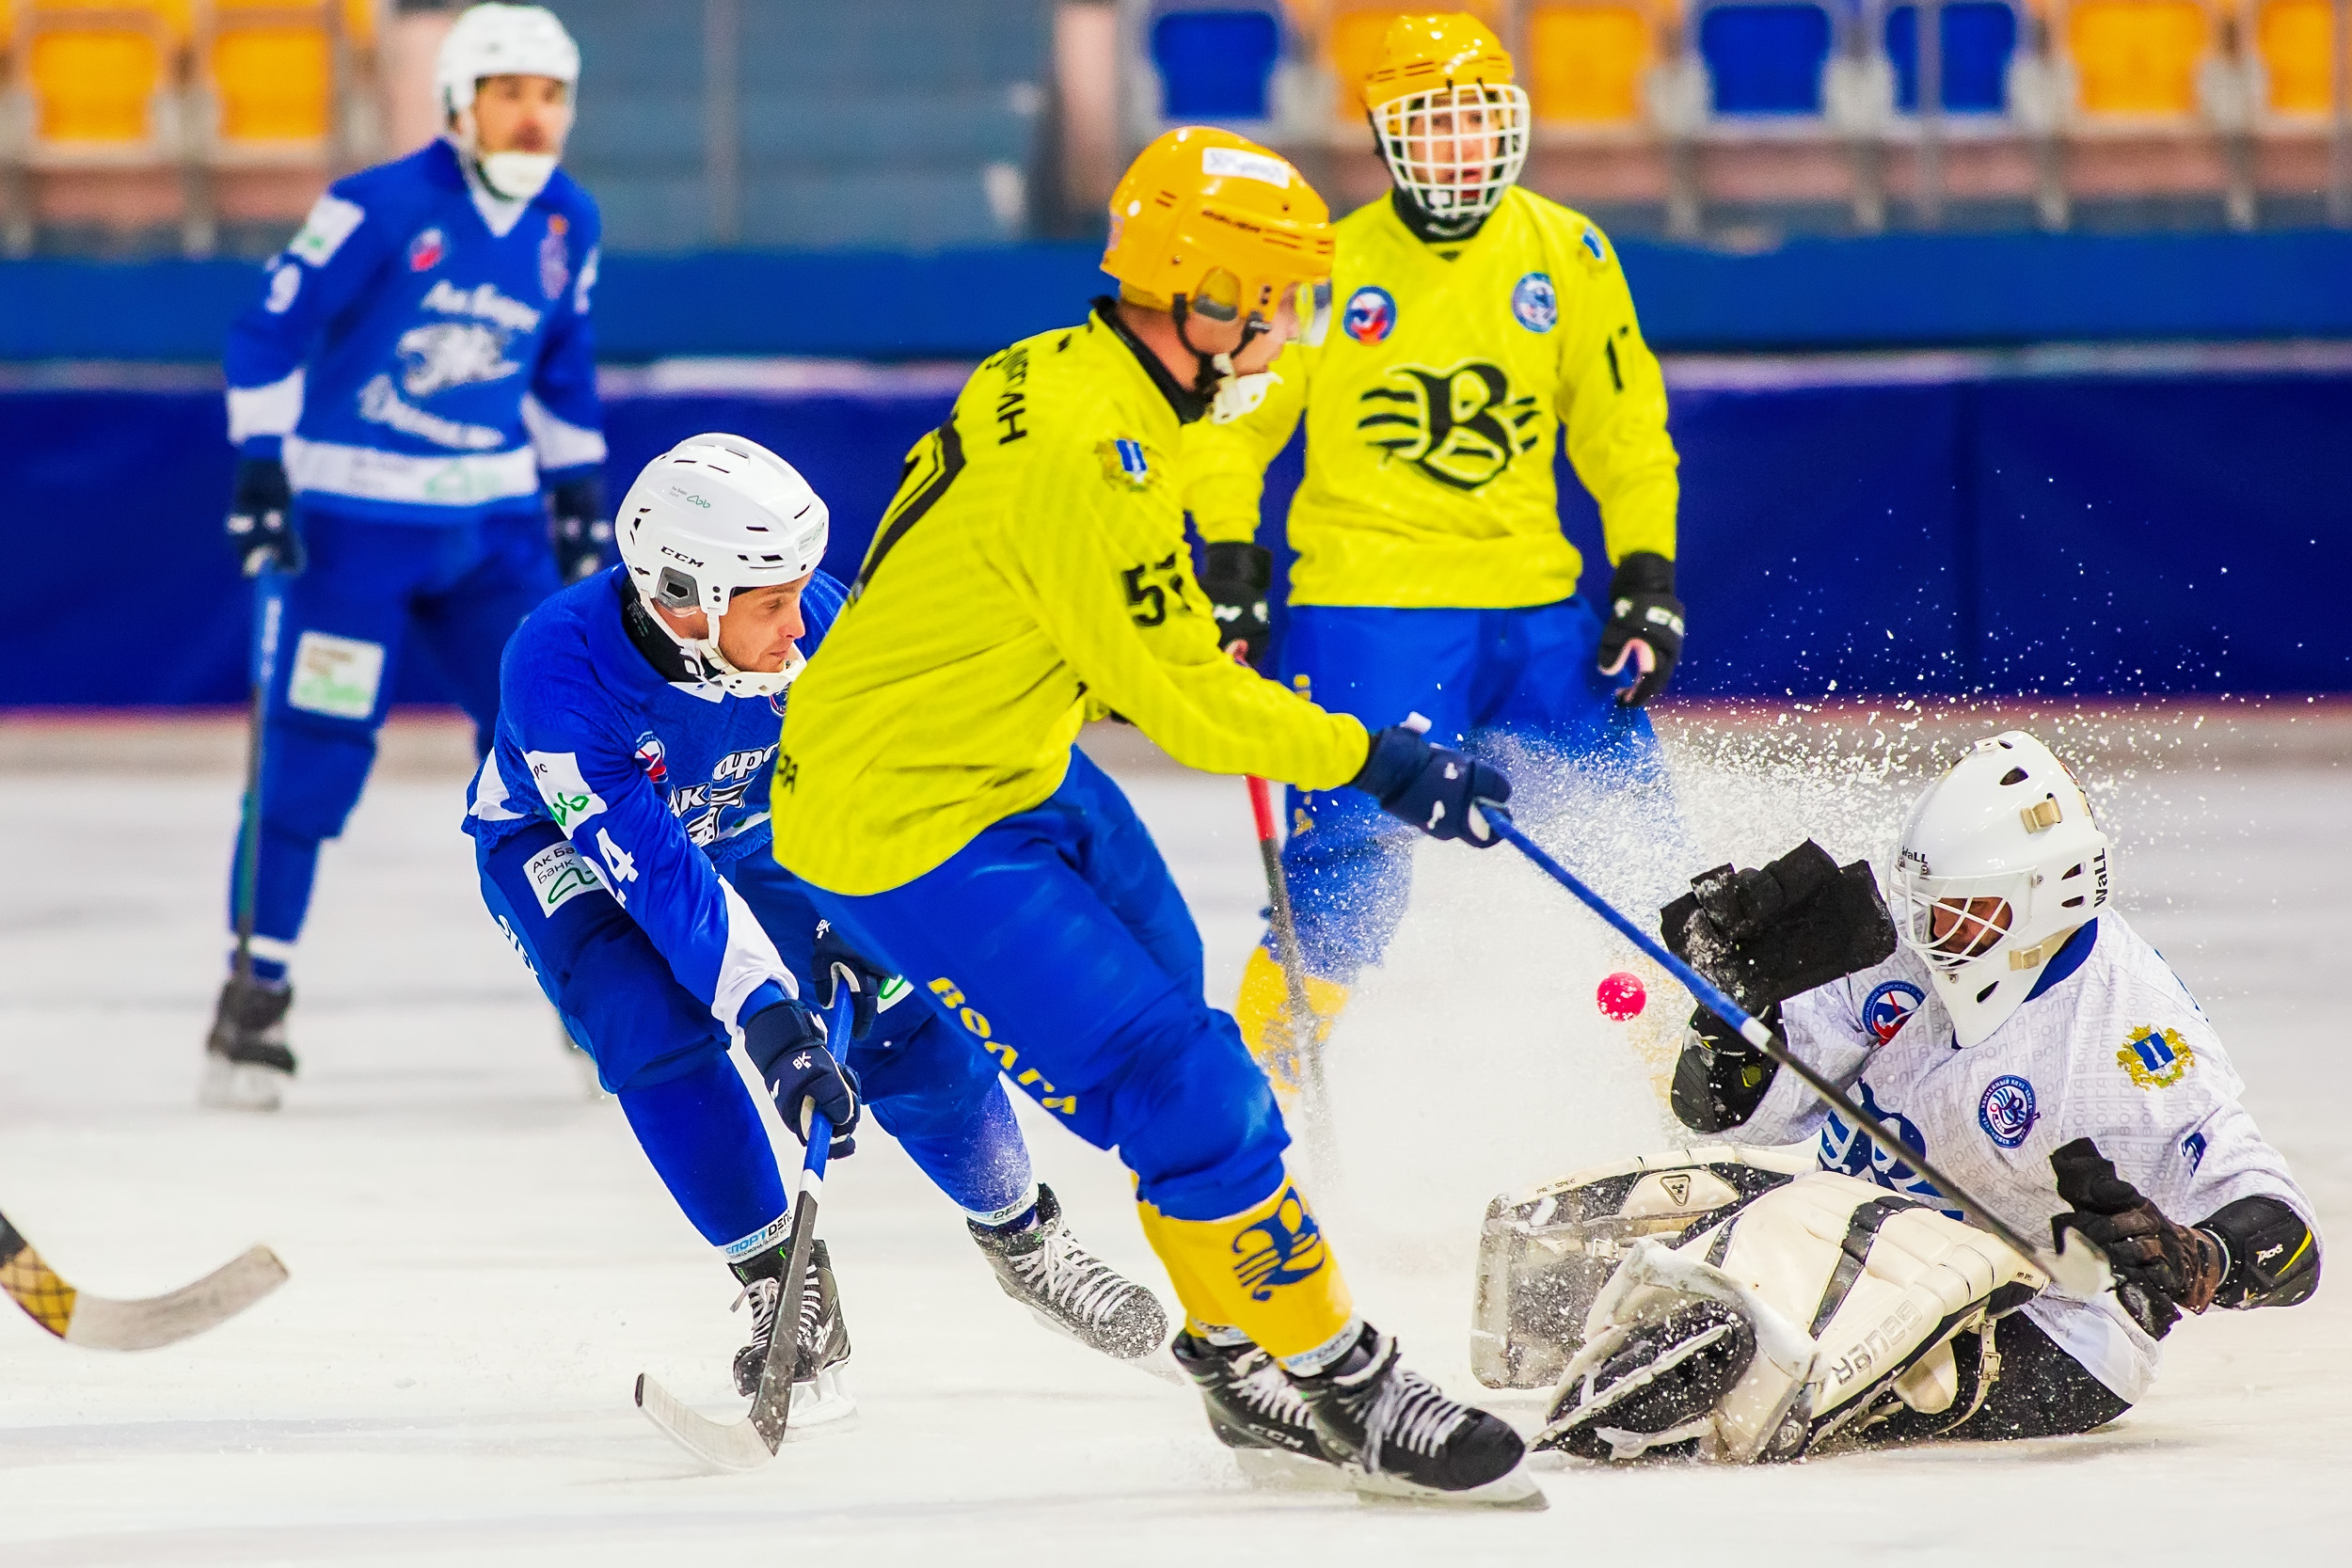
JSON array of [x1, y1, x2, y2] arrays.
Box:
[[1469, 731, 2319, 1462]]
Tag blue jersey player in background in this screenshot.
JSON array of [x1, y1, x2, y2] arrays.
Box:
[[206, 5, 609, 1108], [466, 434, 1168, 1408]]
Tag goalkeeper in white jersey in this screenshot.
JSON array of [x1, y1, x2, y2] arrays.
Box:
[[1469, 732, 2319, 1462], [1181, 13, 1687, 1088]]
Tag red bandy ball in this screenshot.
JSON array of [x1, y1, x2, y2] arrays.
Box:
[[1597, 971, 1647, 1021]]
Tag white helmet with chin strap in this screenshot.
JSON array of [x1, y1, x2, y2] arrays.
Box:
[[615, 434, 830, 698], [436, 4, 580, 203], [1888, 731, 2112, 1049]]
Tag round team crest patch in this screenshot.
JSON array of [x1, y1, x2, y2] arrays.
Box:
[[1978, 1075, 2038, 1148], [1343, 285, 1396, 344], [1511, 272, 1556, 333], [1864, 979, 1925, 1044], [406, 226, 445, 272]]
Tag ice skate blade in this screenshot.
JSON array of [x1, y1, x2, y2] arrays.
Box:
[[1021, 1305, 1182, 1383], [1230, 1444, 1351, 1491], [789, 1366, 857, 1428], [1344, 1465, 1549, 1511], [199, 1057, 286, 1113]]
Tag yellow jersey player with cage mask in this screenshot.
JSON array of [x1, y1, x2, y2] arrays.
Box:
[[771, 126, 1540, 1507], [1184, 12, 1689, 1088]]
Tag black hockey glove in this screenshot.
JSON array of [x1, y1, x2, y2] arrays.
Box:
[[1596, 551, 1684, 707], [1669, 1004, 1780, 1133], [743, 1001, 861, 1157], [225, 454, 304, 577], [2201, 1195, 2321, 1310], [1196, 540, 1273, 670], [2050, 1136, 2225, 1338], [810, 920, 891, 1042], [548, 474, 612, 583], [1351, 723, 1512, 847], [1660, 840, 1898, 1017]]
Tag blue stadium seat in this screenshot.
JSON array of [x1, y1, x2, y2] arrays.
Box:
[[552, 0, 1050, 249], [1150, 8, 1284, 120], [1698, 3, 1837, 116], [1884, 2, 2019, 114]]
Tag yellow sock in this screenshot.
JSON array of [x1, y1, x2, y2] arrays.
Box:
[[1234, 947, 1349, 1099], [1137, 1178, 1354, 1360]]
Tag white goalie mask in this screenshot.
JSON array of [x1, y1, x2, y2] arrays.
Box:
[[615, 434, 831, 698], [436, 3, 580, 202], [1886, 732, 2112, 1048], [1371, 81, 1531, 229]]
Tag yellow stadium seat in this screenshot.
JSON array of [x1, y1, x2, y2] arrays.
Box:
[[18, 4, 182, 150], [1526, 2, 1661, 126], [2251, 0, 2339, 118], [2066, 0, 2213, 119], [199, 1, 373, 153]]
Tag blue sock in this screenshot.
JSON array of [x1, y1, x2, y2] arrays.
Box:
[[618, 1055, 788, 1249]]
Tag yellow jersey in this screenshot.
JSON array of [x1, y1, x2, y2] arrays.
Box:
[[1184, 187, 1679, 610], [771, 306, 1372, 896]]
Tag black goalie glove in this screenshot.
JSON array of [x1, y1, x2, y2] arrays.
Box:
[[548, 474, 612, 583], [1596, 550, 1684, 706], [1196, 540, 1273, 670], [1661, 839, 1898, 1018], [2050, 1137, 2225, 1339]]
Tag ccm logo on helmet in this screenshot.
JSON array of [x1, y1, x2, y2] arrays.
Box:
[[658, 544, 707, 568]]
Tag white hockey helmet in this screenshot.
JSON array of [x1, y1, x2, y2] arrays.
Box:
[[1887, 731, 2112, 1048], [437, 4, 580, 200], [615, 434, 831, 698]]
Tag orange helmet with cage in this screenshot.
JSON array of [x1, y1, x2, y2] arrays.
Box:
[[1102, 126, 1334, 352], [1359, 13, 1530, 230]]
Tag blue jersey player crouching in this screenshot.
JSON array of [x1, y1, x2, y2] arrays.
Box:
[[206, 5, 610, 1108], [465, 435, 1167, 1406]]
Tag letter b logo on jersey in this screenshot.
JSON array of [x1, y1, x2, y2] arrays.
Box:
[[1357, 361, 1542, 491]]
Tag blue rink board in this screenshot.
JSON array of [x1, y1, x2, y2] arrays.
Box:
[[5, 345, 2349, 707]]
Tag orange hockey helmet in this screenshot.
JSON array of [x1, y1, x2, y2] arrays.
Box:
[[1103, 126, 1333, 353], [1359, 13, 1530, 230]]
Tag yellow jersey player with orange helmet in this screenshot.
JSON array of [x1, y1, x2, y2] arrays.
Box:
[[770, 128, 1541, 1506], [1184, 12, 1690, 1085]]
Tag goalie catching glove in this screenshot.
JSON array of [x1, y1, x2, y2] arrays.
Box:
[[1660, 840, 1898, 1132]]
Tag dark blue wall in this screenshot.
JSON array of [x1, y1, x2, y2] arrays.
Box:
[[6, 360, 2348, 706], [9, 230, 2352, 361]]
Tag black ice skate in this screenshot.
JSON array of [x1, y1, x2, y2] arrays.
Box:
[[1171, 1330, 1344, 1488], [970, 1184, 1168, 1360], [1535, 1299, 1756, 1463], [199, 975, 297, 1112], [732, 1238, 853, 1427], [1289, 1324, 1544, 1508]]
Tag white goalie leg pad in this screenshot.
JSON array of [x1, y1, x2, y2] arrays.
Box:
[[1543, 1172, 2046, 1462], [1471, 1143, 1816, 1389]]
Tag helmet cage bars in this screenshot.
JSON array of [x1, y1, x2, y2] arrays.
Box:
[[1887, 864, 2033, 974], [1371, 81, 1531, 226]]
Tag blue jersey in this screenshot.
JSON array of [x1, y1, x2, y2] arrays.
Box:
[[225, 138, 604, 523], [465, 566, 847, 1033]]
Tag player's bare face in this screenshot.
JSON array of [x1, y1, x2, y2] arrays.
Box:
[[1928, 895, 2012, 959], [470, 74, 571, 155], [712, 578, 814, 673], [656, 573, 814, 673]]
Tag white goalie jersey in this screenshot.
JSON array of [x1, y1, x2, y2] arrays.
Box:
[[1741, 907, 2312, 1403]]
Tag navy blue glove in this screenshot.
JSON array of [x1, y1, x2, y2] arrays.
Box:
[[742, 1001, 860, 1156], [225, 455, 304, 577], [1351, 723, 1512, 847], [548, 474, 612, 583], [811, 920, 890, 1042]]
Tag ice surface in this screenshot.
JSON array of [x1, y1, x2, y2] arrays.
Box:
[[2, 713, 2348, 1564]]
